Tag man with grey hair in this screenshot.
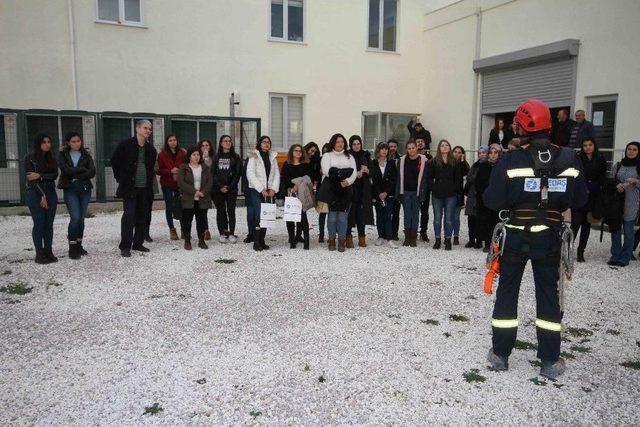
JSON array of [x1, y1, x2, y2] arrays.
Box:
[[568, 109, 595, 149], [110, 119, 157, 257]]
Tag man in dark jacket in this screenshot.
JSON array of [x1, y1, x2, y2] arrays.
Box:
[[111, 120, 157, 257], [407, 118, 432, 151], [551, 109, 574, 147], [568, 110, 595, 149]]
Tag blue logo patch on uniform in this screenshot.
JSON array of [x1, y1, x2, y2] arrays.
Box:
[[524, 178, 541, 192], [548, 178, 568, 192]]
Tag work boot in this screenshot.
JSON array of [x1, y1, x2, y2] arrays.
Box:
[[204, 230, 211, 241], [540, 358, 566, 380], [577, 248, 585, 263], [453, 236, 460, 246], [69, 241, 81, 260], [169, 227, 179, 241], [44, 248, 58, 263], [409, 229, 417, 247], [487, 349, 509, 371], [77, 239, 88, 256], [444, 238, 452, 251], [402, 229, 411, 247], [198, 235, 208, 249], [184, 236, 192, 250], [433, 238, 441, 250], [328, 237, 336, 251], [358, 235, 366, 248], [345, 234, 354, 249], [338, 239, 346, 252], [259, 228, 270, 250], [35, 249, 49, 264]]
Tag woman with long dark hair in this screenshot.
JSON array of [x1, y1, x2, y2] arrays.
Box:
[[475, 143, 503, 252], [608, 141, 640, 266], [319, 134, 357, 252], [24, 133, 59, 264], [571, 137, 606, 262], [246, 136, 280, 251], [427, 139, 461, 250], [371, 142, 398, 248], [211, 135, 242, 243], [177, 146, 213, 250], [281, 144, 313, 249], [347, 135, 374, 248], [197, 138, 215, 240], [58, 132, 96, 259], [396, 140, 428, 247], [156, 133, 185, 240], [488, 119, 514, 150], [452, 145, 470, 245]]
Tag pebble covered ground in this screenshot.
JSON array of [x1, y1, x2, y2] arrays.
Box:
[[0, 208, 639, 425]]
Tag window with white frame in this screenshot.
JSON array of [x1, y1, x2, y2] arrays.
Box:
[[97, 0, 143, 25], [270, 0, 304, 42], [270, 94, 304, 150], [368, 0, 397, 51]]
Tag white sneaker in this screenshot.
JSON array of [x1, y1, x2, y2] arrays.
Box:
[[375, 238, 385, 246], [387, 240, 398, 249], [219, 235, 228, 244], [228, 235, 238, 244]]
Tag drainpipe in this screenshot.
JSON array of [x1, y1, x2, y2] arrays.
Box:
[[469, 6, 482, 150], [67, 0, 79, 109]]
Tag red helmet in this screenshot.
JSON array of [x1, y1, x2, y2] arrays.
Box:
[[513, 99, 552, 133]]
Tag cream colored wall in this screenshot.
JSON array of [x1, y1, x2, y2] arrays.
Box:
[[0, 0, 425, 147], [421, 0, 640, 151]]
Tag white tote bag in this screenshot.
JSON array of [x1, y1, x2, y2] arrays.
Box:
[[283, 196, 303, 223], [260, 198, 277, 229]]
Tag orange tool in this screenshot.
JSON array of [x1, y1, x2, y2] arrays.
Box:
[[484, 242, 501, 294]]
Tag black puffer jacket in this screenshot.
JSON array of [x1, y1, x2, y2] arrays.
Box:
[[57, 149, 96, 190]]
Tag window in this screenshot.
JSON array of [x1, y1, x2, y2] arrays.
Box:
[[171, 120, 217, 147], [97, 0, 143, 26], [270, 0, 304, 42], [270, 94, 304, 150], [368, 0, 397, 52], [362, 112, 415, 152]]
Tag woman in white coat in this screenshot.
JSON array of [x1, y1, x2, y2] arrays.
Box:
[[246, 136, 281, 251]]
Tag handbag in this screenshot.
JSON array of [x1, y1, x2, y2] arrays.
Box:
[[260, 196, 277, 228], [283, 196, 302, 222], [172, 190, 183, 220]]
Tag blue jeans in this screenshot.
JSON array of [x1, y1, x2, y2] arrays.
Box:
[[247, 189, 263, 230], [327, 211, 348, 240], [161, 186, 175, 229], [25, 187, 58, 251], [375, 198, 394, 240], [453, 205, 463, 237], [401, 191, 420, 229], [63, 185, 91, 241], [610, 220, 635, 266], [432, 195, 457, 238]]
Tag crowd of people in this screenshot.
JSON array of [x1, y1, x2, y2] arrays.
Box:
[[22, 118, 640, 266]]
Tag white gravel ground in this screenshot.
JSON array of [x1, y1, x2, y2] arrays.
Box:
[[0, 207, 639, 425]]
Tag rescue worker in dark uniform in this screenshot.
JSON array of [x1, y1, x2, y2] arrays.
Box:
[[483, 99, 588, 380]]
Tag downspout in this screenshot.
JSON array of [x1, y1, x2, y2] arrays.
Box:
[[469, 5, 482, 150], [67, 0, 79, 109]]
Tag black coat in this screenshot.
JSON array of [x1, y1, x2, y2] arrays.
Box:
[[489, 128, 515, 149], [407, 120, 432, 149], [475, 161, 500, 243], [370, 159, 398, 199], [317, 168, 355, 212], [577, 151, 607, 211], [57, 149, 96, 190], [427, 160, 462, 198], [349, 150, 374, 226], [211, 152, 242, 194], [110, 137, 157, 199], [24, 152, 58, 193], [280, 162, 314, 197], [552, 119, 575, 147]]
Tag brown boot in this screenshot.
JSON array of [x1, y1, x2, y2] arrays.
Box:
[[198, 235, 208, 249], [204, 230, 211, 240], [409, 229, 418, 247], [338, 239, 346, 252], [169, 227, 179, 240], [328, 237, 336, 251], [184, 236, 192, 250], [453, 236, 460, 245], [345, 234, 354, 249], [402, 229, 410, 247], [358, 235, 366, 247]]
